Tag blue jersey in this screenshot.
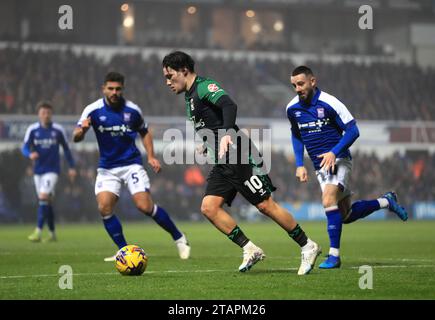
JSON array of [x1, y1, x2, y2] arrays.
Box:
[[22, 122, 75, 175], [77, 98, 148, 169], [286, 88, 356, 170]]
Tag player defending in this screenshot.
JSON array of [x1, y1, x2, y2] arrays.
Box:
[[162, 51, 321, 275], [287, 66, 408, 269], [73, 72, 190, 261], [22, 101, 77, 242]]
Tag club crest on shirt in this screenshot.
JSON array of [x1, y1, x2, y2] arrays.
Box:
[[207, 83, 219, 92], [123, 113, 131, 122], [317, 108, 325, 118]]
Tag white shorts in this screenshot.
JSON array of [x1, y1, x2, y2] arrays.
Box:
[[34, 173, 58, 196], [316, 157, 352, 201], [95, 164, 151, 197]]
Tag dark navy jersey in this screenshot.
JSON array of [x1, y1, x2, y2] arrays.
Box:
[[22, 122, 75, 175], [77, 98, 148, 169], [286, 88, 355, 170]]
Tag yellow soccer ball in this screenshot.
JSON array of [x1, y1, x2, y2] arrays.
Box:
[[115, 245, 148, 276]]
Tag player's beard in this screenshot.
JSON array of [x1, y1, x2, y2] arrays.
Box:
[[107, 95, 122, 108], [299, 88, 314, 104]]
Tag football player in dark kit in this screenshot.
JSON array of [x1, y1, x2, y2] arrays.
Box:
[[162, 51, 321, 275]]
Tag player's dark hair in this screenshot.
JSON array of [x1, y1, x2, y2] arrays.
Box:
[[162, 51, 195, 72], [292, 66, 314, 77], [104, 72, 125, 85], [36, 101, 53, 111]]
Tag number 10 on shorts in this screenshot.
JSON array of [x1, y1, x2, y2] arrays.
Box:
[[244, 176, 264, 194]]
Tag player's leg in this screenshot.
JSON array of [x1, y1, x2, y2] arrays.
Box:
[[126, 164, 189, 259], [319, 184, 343, 269], [95, 168, 127, 258], [255, 196, 321, 275], [28, 174, 56, 242], [132, 191, 190, 259], [41, 173, 58, 242], [201, 194, 265, 272], [342, 192, 408, 223]]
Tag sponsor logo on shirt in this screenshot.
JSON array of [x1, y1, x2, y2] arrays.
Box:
[[97, 124, 132, 136], [298, 118, 331, 133]]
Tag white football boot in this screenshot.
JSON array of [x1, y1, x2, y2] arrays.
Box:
[[175, 234, 191, 260], [238, 241, 266, 272], [297, 240, 322, 275]]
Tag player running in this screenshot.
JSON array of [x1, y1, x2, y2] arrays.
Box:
[[162, 51, 321, 275], [73, 72, 190, 261], [286, 66, 408, 269], [22, 101, 77, 242]]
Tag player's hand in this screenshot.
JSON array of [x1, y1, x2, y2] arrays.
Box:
[[218, 135, 233, 159], [68, 168, 77, 182], [296, 166, 308, 182], [29, 152, 39, 160], [81, 117, 92, 132], [148, 157, 161, 173], [318, 152, 336, 174]]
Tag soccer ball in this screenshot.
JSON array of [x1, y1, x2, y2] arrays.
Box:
[[115, 245, 148, 276]]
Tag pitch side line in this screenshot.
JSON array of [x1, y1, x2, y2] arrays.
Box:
[[0, 264, 434, 280]]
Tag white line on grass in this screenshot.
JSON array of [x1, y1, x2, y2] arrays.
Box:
[[0, 264, 434, 280]]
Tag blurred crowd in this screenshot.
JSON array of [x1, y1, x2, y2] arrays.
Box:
[[1, 47, 434, 120], [1, 149, 433, 223]]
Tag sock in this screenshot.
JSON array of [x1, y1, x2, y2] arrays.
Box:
[[288, 224, 308, 247], [228, 226, 250, 248], [329, 247, 340, 257], [46, 205, 55, 232], [326, 206, 342, 253], [151, 205, 182, 241], [37, 200, 49, 230], [103, 215, 127, 249], [344, 200, 381, 224]]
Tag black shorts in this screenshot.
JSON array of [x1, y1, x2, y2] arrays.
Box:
[[204, 164, 276, 206]]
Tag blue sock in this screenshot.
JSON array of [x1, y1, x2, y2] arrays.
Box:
[[344, 200, 380, 224], [326, 207, 342, 251], [103, 215, 127, 249], [37, 201, 49, 229], [46, 205, 55, 232], [151, 205, 182, 241]]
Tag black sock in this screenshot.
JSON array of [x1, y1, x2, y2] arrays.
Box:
[[227, 226, 249, 248], [288, 224, 308, 247]]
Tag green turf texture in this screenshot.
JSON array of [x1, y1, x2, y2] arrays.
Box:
[[0, 221, 434, 299]]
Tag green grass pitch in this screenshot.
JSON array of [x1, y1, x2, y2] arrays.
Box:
[[0, 221, 434, 299]]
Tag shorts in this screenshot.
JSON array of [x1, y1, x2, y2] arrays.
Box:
[[34, 173, 58, 196], [95, 164, 150, 197], [205, 163, 276, 206], [315, 157, 352, 201]]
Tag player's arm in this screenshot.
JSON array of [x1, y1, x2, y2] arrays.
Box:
[[22, 127, 38, 160], [215, 95, 237, 158], [58, 126, 77, 180], [73, 117, 91, 142], [318, 100, 359, 173], [289, 117, 308, 182], [198, 81, 236, 158], [140, 129, 161, 173]]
